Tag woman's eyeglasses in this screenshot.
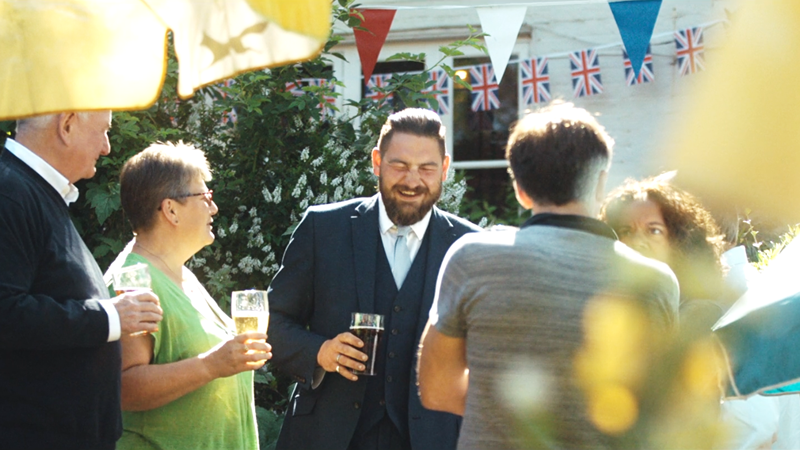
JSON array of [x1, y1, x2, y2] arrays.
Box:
[[158, 190, 214, 210], [176, 190, 214, 203]]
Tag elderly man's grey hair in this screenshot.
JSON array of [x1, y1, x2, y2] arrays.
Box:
[[16, 113, 93, 132]]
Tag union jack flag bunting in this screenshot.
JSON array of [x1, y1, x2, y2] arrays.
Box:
[[570, 49, 603, 98], [675, 27, 705, 76], [422, 68, 450, 116], [286, 78, 336, 117], [365, 74, 393, 104], [219, 79, 237, 125], [469, 63, 500, 112], [307, 78, 336, 117], [284, 80, 305, 96], [623, 45, 654, 86], [519, 57, 550, 105]]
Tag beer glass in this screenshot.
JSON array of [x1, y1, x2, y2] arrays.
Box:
[[231, 290, 269, 335], [112, 263, 151, 336], [350, 312, 384, 376], [112, 263, 151, 295]]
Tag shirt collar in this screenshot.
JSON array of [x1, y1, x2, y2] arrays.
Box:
[[378, 193, 433, 239], [5, 138, 79, 205], [520, 212, 618, 240]]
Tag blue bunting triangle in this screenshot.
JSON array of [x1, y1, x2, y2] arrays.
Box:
[[609, 0, 662, 80]]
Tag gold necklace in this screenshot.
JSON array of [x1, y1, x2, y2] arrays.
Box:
[[134, 242, 183, 283]]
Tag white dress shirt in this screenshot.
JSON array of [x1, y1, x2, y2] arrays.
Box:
[[312, 194, 433, 388], [5, 138, 121, 342], [377, 193, 432, 271]]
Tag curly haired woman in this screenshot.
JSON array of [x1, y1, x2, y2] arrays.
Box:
[[600, 175, 734, 335]]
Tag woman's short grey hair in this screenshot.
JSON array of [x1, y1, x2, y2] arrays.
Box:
[[120, 142, 212, 232]]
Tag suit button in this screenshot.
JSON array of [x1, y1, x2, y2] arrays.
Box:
[[387, 376, 393, 382], [379, 399, 386, 406], [394, 305, 401, 312], [354, 402, 361, 409], [391, 329, 399, 335], [389, 352, 396, 358]]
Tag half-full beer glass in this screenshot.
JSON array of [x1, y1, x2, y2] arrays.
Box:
[[231, 290, 269, 334], [111, 263, 151, 336], [350, 313, 384, 376], [112, 263, 151, 295]]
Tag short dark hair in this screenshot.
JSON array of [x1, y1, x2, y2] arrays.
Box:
[[600, 176, 725, 300], [120, 142, 211, 232], [376, 108, 446, 159], [506, 102, 613, 206]]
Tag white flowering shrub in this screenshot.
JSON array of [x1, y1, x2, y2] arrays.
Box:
[[179, 6, 481, 305]]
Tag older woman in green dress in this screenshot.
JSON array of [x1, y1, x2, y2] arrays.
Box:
[[106, 142, 271, 450]]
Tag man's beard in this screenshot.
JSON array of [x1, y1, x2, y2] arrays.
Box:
[[380, 177, 442, 226]]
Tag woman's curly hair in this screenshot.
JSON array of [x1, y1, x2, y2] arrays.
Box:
[[600, 175, 725, 301]]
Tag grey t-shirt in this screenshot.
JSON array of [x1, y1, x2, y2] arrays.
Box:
[[431, 223, 679, 450]]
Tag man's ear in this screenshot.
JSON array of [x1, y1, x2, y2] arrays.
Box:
[[441, 154, 450, 182], [595, 169, 608, 204], [56, 113, 77, 145], [513, 181, 534, 210], [372, 148, 381, 177]]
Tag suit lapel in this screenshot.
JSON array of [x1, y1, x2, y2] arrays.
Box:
[[416, 207, 458, 335], [351, 196, 380, 314]]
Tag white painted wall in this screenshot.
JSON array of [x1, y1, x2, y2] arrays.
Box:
[[330, 0, 740, 192]]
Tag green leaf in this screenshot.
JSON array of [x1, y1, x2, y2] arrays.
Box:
[[85, 184, 121, 225], [256, 406, 284, 450], [454, 76, 472, 90]]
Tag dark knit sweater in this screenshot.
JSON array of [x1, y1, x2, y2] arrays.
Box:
[[0, 148, 121, 449]]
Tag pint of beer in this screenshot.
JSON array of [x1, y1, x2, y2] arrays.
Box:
[[350, 312, 384, 376], [112, 263, 151, 295], [112, 263, 152, 336], [231, 290, 269, 335]]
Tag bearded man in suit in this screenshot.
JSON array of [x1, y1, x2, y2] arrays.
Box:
[[268, 108, 482, 450]]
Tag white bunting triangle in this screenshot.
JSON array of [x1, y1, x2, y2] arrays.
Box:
[[476, 6, 527, 84]]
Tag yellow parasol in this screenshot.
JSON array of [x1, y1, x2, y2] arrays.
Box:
[[0, 0, 331, 121], [670, 1, 800, 224]]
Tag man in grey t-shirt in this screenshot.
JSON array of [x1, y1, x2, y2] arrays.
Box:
[[417, 103, 679, 450]]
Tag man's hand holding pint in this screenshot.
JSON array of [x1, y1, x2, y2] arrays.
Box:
[[113, 291, 163, 334], [317, 332, 368, 381]]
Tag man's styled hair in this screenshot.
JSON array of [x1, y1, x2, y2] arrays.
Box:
[[376, 108, 446, 158], [506, 102, 614, 206], [120, 142, 211, 232]]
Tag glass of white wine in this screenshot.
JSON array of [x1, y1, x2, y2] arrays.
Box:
[[231, 290, 269, 335]]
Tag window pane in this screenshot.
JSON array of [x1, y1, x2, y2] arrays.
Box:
[[453, 56, 521, 223]]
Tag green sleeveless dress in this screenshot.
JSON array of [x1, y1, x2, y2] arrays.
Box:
[[113, 252, 258, 450]]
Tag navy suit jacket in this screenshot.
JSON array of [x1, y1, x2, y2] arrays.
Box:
[[269, 195, 481, 450]]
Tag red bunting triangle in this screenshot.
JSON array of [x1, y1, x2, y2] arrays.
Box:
[[352, 9, 396, 83]]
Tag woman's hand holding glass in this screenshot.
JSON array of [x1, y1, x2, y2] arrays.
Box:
[[199, 332, 272, 378]]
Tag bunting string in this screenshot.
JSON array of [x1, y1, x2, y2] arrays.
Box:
[[472, 18, 724, 62], [359, 1, 624, 10], [355, 18, 724, 77]]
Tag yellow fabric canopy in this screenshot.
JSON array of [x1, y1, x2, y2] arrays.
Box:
[[0, 0, 331, 120], [671, 1, 800, 224]]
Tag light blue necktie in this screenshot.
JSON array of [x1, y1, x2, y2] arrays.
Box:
[[393, 226, 412, 289]]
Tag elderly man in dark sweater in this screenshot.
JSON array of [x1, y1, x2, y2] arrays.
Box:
[[0, 112, 163, 449]]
